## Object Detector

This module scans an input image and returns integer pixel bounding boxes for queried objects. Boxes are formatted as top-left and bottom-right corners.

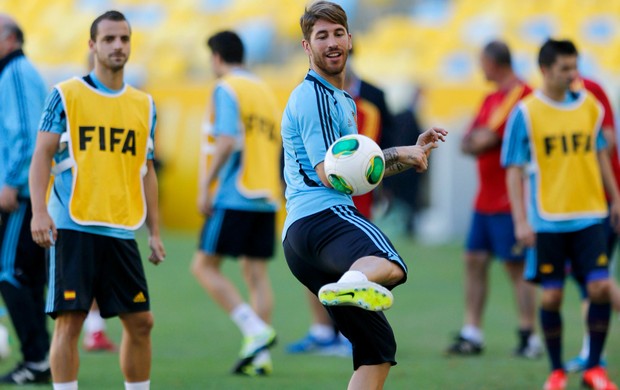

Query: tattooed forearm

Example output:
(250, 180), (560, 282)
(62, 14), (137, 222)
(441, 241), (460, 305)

(383, 147), (410, 177)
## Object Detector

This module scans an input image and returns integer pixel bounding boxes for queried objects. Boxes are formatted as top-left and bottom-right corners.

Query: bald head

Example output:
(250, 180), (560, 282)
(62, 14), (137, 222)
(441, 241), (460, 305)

(0, 14), (24, 59)
(480, 40), (514, 83)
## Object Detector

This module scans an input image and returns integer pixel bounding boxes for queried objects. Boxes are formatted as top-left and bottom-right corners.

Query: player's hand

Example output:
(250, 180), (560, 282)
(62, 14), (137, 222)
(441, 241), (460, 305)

(395, 144), (433, 173)
(416, 127), (448, 156)
(148, 235), (166, 265)
(31, 211), (57, 248)
(197, 192), (213, 217)
(0, 186), (19, 212)
(514, 220), (535, 248)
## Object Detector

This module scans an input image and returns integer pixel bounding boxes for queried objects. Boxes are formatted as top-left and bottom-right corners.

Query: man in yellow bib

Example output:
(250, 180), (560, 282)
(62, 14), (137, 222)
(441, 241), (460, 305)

(502, 39), (620, 390)
(191, 30), (281, 376)
(28, 11), (165, 390)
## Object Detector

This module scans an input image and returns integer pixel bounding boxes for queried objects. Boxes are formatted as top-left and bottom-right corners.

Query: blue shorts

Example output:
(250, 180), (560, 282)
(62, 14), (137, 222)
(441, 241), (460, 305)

(465, 212), (524, 261)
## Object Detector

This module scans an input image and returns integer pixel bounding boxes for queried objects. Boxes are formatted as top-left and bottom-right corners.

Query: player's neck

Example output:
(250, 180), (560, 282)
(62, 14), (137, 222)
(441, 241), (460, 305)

(541, 84), (567, 102)
(312, 66), (345, 90)
(218, 63), (244, 78)
(495, 70), (518, 91)
(94, 66), (124, 90)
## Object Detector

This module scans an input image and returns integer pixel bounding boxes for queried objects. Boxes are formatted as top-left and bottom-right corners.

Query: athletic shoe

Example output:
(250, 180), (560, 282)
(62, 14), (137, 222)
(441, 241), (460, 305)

(239, 326), (277, 358)
(0, 362), (51, 385)
(543, 369), (567, 390)
(231, 326), (277, 374)
(235, 358), (273, 377)
(566, 355), (607, 373)
(286, 333), (352, 357)
(582, 366), (618, 390)
(83, 330), (118, 352)
(513, 334), (543, 359)
(445, 335), (483, 356)
(318, 281), (393, 311)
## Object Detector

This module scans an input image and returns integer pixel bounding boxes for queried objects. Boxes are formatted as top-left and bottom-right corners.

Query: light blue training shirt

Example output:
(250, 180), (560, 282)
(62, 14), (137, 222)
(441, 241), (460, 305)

(281, 69), (358, 239)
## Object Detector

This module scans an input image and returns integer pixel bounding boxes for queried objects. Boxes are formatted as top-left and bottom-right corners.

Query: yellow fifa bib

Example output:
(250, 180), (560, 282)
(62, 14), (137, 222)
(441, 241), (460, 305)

(215, 74), (282, 201)
(523, 91), (606, 220)
(56, 78), (152, 229)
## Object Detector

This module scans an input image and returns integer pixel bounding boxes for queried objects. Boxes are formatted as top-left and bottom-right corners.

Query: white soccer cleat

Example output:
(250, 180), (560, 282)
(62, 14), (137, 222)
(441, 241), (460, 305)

(238, 326), (277, 359)
(318, 281), (393, 311)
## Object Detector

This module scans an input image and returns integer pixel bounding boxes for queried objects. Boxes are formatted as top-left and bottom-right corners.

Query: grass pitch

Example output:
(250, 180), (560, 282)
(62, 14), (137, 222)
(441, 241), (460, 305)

(2, 228), (618, 389)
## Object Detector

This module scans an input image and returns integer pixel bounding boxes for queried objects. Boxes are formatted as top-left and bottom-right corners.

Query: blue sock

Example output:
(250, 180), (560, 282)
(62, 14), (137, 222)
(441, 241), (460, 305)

(540, 308), (563, 371)
(586, 302), (611, 369)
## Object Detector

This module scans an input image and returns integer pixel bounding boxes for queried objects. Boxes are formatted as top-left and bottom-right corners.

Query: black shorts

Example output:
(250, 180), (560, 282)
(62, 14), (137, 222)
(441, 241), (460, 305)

(46, 229), (149, 318)
(198, 208), (275, 258)
(531, 224), (609, 289)
(0, 201), (46, 288)
(283, 205), (407, 369)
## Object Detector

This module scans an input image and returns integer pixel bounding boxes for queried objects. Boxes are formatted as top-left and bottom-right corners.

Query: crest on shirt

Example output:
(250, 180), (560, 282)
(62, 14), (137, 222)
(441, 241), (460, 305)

(348, 111), (357, 128)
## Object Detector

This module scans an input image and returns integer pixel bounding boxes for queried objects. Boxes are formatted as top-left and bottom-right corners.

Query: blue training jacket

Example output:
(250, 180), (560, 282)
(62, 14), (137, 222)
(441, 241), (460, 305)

(0, 49), (47, 198)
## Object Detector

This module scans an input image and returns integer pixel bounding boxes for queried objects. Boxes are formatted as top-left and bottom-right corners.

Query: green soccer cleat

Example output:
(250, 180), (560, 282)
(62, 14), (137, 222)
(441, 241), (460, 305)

(318, 281), (394, 311)
(232, 327), (277, 375)
(239, 326), (277, 359)
(236, 358), (273, 377)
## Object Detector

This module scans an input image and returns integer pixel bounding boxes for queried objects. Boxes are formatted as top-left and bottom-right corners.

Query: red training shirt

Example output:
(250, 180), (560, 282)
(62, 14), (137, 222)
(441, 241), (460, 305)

(469, 80), (532, 213)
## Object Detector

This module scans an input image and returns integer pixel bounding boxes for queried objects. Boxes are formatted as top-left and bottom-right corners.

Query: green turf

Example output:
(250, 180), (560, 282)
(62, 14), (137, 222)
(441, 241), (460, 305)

(1, 228), (618, 389)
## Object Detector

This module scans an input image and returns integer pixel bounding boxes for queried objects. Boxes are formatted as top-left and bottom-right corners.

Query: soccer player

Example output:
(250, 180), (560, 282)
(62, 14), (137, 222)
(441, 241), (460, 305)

(562, 75), (620, 371)
(191, 30), (280, 376)
(0, 13), (51, 385)
(282, 2), (446, 388)
(29, 11), (165, 390)
(80, 51), (117, 354)
(286, 50), (393, 357)
(446, 40), (541, 358)
(502, 39), (619, 390)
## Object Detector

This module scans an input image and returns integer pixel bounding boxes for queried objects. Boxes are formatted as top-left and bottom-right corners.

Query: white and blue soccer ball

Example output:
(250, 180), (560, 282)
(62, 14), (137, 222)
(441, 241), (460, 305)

(324, 134), (385, 196)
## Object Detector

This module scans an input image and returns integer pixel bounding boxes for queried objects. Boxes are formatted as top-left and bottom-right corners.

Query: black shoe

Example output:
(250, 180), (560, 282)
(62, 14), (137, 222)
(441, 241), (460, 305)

(0, 362), (51, 384)
(513, 335), (543, 359)
(445, 335), (483, 356)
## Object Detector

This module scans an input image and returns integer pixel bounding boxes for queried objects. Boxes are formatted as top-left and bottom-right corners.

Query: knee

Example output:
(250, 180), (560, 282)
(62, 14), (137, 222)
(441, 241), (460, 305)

(587, 280), (610, 303)
(135, 313), (154, 337)
(190, 253), (212, 277)
(125, 313), (154, 339)
(541, 289), (563, 311)
(241, 262), (267, 287)
(464, 253), (488, 272)
(388, 264), (405, 285)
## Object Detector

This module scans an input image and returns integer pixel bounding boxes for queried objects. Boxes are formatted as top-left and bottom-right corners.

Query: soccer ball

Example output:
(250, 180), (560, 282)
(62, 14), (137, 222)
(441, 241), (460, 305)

(324, 134), (385, 196)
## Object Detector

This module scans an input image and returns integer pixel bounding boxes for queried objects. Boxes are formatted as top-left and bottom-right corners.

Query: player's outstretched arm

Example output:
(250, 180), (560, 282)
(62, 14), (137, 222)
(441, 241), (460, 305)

(144, 159), (165, 265)
(29, 131), (60, 248)
(383, 127), (448, 177)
